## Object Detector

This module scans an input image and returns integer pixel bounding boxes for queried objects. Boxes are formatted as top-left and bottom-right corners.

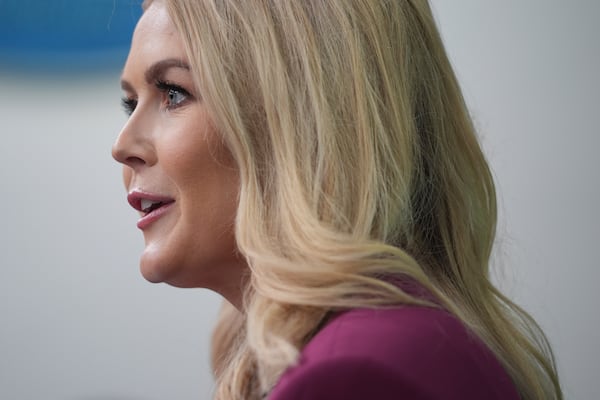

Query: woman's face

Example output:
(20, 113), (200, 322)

(112, 1), (244, 300)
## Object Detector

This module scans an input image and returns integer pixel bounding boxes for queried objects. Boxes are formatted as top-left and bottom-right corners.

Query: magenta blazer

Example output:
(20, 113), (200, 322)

(269, 306), (519, 399)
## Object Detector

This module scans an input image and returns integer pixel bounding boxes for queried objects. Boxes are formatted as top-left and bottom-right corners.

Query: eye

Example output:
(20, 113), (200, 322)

(155, 80), (192, 110)
(166, 88), (187, 108)
(121, 97), (137, 116)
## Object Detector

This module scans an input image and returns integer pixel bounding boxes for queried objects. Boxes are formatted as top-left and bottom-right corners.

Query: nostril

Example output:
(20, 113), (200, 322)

(125, 155), (146, 167)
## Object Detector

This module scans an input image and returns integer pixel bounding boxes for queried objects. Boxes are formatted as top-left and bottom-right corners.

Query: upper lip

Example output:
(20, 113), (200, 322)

(127, 190), (175, 213)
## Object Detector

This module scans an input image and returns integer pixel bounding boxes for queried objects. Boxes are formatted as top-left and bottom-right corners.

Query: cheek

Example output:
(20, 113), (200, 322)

(164, 127), (240, 233)
(160, 111), (240, 222)
(163, 117), (236, 189)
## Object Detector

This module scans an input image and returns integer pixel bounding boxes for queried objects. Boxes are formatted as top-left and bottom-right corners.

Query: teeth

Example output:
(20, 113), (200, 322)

(141, 199), (155, 212)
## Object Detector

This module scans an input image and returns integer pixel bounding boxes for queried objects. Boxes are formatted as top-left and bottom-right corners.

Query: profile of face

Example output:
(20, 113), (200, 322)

(112, 1), (243, 298)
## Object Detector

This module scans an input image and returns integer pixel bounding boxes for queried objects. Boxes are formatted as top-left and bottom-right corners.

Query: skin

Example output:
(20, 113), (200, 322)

(112, 1), (246, 308)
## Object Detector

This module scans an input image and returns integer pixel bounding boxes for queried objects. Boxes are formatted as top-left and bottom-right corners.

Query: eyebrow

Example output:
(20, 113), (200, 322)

(120, 58), (191, 92)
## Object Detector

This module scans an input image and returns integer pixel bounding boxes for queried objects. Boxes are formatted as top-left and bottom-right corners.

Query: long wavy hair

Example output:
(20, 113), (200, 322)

(144, 1), (562, 399)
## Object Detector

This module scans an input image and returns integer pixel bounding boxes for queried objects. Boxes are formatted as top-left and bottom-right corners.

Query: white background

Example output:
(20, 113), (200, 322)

(0, 1), (597, 399)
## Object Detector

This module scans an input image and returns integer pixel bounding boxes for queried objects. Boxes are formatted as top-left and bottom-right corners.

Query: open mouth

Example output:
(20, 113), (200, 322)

(127, 191), (175, 216)
(127, 191), (175, 229)
(140, 198), (171, 215)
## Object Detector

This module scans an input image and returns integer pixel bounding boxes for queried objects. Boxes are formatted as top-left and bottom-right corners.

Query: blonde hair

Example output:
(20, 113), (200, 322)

(146, 0), (562, 398)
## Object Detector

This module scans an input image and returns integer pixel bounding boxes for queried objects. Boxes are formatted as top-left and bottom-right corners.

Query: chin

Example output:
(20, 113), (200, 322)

(139, 250), (176, 284)
(140, 263), (168, 284)
(139, 257), (201, 288)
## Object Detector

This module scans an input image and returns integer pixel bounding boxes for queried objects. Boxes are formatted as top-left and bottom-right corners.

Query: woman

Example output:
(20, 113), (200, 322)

(113, 1), (563, 399)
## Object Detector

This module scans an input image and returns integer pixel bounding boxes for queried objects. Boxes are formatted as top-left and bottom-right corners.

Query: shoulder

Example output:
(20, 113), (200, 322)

(268, 306), (519, 400)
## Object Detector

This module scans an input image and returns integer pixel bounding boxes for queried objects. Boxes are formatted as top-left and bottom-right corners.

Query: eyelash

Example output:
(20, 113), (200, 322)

(121, 97), (137, 116)
(121, 80), (192, 116)
(156, 80), (192, 110)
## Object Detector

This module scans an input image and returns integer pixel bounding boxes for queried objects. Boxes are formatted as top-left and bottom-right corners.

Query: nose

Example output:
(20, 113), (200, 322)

(112, 114), (156, 170)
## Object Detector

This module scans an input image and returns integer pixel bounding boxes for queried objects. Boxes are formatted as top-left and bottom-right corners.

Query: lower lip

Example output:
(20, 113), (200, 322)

(137, 202), (175, 230)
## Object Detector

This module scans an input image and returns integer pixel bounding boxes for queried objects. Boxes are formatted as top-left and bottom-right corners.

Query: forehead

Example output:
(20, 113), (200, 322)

(122, 2), (187, 77)
(135, 1), (175, 39)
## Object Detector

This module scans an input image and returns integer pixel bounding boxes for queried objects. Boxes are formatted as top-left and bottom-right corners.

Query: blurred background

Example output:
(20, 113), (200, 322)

(0, 1), (597, 399)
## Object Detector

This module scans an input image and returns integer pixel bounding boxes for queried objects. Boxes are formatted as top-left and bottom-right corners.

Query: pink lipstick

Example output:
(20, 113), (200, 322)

(127, 190), (175, 229)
